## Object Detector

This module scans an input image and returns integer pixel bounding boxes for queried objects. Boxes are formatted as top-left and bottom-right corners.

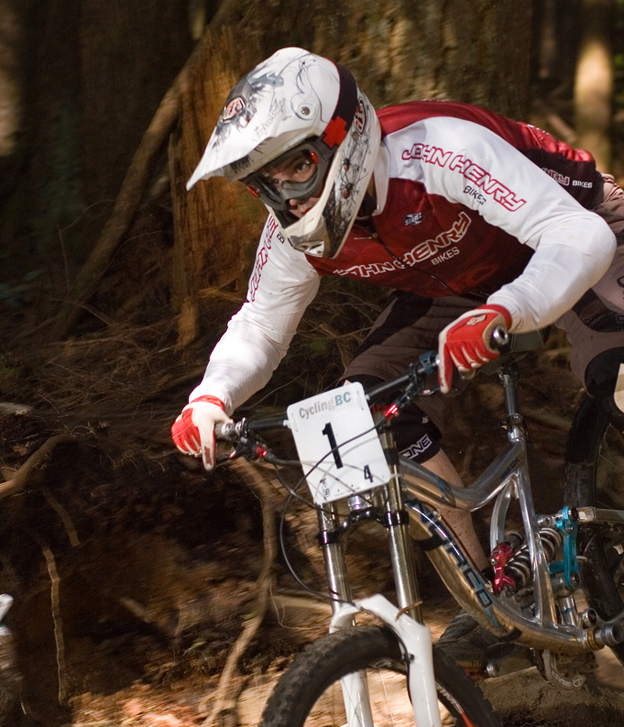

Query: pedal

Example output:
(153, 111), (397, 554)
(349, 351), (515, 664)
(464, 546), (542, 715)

(536, 649), (596, 689)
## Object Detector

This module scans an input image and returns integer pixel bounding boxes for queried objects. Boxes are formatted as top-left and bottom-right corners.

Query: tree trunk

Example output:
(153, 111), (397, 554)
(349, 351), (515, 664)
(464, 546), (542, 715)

(79, 0), (194, 209)
(2, 0), (194, 288)
(24, 0), (83, 260)
(169, 25), (266, 346)
(574, 0), (613, 171)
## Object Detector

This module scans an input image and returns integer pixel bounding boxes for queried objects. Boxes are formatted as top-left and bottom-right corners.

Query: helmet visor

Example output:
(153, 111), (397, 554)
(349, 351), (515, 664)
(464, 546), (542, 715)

(242, 143), (331, 212)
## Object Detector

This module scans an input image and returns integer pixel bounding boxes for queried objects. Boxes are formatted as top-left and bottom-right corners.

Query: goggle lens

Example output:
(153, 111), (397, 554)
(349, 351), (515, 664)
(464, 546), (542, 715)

(243, 144), (330, 212)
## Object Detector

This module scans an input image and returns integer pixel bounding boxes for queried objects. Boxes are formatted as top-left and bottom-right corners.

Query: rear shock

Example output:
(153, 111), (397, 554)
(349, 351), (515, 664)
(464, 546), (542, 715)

(506, 527), (562, 590)
(491, 528), (562, 594)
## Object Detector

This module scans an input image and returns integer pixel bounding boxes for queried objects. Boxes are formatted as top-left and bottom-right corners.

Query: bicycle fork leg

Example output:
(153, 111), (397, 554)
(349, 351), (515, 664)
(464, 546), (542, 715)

(319, 505), (375, 727)
(340, 672), (375, 727)
(318, 503), (352, 608)
(379, 426), (423, 623)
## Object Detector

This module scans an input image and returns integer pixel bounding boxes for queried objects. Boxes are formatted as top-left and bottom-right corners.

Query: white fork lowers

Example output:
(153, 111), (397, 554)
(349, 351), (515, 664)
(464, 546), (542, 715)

(331, 595), (443, 727)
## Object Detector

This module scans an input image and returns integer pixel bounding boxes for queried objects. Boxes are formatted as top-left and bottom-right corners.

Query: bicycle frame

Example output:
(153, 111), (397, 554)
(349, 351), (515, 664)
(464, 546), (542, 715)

(309, 360), (624, 725)
(217, 350), (624, 723)
(399, 365), (623, 653)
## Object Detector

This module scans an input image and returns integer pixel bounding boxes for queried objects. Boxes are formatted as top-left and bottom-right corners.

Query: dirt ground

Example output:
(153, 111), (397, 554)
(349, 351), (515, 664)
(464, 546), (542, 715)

(2, 454), (624, 727)
(55, 584), (624, 727)
(1, 280), (624, 725)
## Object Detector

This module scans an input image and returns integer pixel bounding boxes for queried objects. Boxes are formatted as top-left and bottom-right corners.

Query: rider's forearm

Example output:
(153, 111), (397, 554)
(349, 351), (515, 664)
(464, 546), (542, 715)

(190, 217), (321, 413)
(189, 312), (293, 414)
(487, 224), (616, 332)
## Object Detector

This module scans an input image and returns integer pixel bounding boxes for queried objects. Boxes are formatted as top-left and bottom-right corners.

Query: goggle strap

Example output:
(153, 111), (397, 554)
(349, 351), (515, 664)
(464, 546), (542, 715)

(320, 64), (358, 150)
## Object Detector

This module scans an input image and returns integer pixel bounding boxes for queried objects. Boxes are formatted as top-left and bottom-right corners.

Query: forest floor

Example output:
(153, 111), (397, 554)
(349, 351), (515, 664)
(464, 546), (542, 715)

(1, 275), (624, 726)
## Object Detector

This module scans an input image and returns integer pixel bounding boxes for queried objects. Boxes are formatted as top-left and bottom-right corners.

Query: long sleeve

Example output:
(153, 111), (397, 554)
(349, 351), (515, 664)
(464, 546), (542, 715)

(189, 217), (320, 413)
(385, 116), (616, 331)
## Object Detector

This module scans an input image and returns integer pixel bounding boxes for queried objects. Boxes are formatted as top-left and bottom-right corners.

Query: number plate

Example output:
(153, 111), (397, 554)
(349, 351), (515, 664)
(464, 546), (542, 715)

(287, 382), (391, 504)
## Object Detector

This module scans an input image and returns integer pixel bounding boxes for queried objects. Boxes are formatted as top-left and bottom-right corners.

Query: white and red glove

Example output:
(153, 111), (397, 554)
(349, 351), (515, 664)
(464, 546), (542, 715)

(171, 395), (232, 470)
(437, 305), (512, 394)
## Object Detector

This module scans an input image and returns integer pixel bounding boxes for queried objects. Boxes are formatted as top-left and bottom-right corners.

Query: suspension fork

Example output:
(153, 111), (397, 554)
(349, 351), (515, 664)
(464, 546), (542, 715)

(317, 428), (432, 727)
(379, 424), (423, 622)
(318, 425), (422, 622)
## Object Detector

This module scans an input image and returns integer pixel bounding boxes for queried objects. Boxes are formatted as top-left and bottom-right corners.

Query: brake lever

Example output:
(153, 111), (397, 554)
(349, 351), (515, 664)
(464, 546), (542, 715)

(217, 420), (271, 463)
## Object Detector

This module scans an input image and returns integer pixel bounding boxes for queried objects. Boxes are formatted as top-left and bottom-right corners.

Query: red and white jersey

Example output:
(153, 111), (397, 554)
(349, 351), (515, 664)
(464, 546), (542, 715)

(191, 101), (616, 411)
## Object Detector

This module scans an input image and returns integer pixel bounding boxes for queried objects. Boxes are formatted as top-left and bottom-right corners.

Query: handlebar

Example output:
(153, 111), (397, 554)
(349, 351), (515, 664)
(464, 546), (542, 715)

(214, 349), (441, 456)
(214, 326), (510, 455)
(363, 325), (508, 402)
(215, 416), (290, 440)
(215, 421), (243, 441)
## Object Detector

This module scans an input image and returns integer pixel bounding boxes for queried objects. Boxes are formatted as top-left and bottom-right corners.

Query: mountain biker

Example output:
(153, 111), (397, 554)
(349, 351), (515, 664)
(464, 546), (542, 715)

(171, 47), (624, 669)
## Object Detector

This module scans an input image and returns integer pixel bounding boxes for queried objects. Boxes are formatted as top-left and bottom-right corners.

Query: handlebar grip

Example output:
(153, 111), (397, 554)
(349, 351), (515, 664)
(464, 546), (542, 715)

(491, 326), (509, 349)
(215, 421), (241, 441)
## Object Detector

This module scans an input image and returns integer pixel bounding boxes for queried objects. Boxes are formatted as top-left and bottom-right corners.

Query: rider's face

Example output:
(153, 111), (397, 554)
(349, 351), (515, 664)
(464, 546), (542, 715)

(259, 151), (321, 218)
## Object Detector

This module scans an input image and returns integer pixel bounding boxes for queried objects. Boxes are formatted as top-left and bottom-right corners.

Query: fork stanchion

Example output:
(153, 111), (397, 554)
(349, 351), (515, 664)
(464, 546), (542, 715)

(379, 425), (423, 623)
(317, 503), (354, 614)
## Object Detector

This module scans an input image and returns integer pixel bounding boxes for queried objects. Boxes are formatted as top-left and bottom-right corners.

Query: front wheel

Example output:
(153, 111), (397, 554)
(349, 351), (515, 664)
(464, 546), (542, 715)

(564, 395), (624, 663)
(260, 625), (501, 727)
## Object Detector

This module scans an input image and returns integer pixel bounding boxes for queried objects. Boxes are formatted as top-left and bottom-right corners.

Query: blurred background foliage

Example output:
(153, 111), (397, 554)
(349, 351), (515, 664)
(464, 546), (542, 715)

(0, 0), (620, 370)
(0, 1), (618, 277)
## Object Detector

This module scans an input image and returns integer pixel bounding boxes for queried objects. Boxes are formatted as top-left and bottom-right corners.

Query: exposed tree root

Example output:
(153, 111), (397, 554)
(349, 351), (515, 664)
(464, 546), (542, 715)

(0, 433), (76, 497)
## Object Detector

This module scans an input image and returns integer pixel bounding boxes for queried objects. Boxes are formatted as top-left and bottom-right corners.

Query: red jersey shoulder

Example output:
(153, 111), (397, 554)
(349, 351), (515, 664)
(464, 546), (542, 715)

(376, 100), (593, 162)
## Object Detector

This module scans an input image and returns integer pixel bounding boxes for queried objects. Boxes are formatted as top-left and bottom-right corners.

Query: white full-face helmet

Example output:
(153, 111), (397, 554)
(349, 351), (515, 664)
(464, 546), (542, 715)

(187, 47), (381, 258)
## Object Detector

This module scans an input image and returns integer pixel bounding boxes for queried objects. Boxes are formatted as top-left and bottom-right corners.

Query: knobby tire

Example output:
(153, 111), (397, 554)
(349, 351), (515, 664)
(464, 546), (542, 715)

(260, 625), (501, 727)
(564, 395), (624, 663)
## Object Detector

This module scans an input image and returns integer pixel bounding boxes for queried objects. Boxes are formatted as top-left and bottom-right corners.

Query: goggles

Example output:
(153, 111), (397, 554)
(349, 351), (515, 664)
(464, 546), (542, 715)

(242, 142), (332, 212)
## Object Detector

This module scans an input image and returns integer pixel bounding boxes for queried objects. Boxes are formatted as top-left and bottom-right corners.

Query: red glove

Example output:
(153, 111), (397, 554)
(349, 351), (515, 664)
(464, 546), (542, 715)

(438, 305), (512, 394)
(171, 395), (232, 470)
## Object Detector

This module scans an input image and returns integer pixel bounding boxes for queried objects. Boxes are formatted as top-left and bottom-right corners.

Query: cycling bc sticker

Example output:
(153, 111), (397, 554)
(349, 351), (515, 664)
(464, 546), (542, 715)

(287, 383), (391, 504)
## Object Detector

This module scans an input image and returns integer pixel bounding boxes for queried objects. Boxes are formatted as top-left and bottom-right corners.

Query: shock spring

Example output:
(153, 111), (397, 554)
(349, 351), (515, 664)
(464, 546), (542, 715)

(505, 527), (562, 590)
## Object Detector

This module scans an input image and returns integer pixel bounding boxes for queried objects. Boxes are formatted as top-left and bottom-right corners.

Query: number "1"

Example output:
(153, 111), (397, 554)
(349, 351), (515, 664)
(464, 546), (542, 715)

(322, 423), (343, 468)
